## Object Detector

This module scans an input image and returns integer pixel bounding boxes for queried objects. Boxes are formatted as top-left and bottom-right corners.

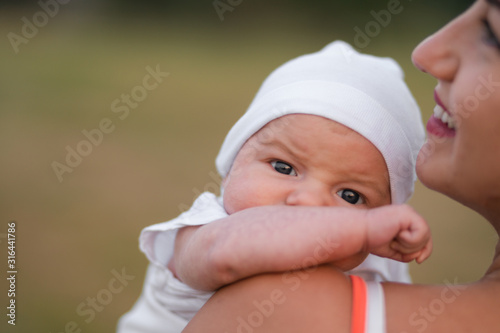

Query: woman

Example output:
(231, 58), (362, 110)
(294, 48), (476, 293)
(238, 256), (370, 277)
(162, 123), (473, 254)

(183, 0), (500, 332)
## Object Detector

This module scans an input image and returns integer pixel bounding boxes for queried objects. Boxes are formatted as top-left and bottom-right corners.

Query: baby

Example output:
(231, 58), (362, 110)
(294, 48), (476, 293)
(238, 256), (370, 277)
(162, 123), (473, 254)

(117, 41), (430, 333)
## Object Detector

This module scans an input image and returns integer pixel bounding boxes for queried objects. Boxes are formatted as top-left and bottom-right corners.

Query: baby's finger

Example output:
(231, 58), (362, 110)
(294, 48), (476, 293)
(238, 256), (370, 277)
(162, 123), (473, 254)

(400, 222), (431, 246)
(390, 236), (422, 254)
(415, 238), (433, 264)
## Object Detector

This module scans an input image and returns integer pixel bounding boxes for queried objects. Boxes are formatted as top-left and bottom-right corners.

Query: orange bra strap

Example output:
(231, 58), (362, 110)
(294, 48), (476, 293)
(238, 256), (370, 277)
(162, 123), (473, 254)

(349, 275), (367, 333)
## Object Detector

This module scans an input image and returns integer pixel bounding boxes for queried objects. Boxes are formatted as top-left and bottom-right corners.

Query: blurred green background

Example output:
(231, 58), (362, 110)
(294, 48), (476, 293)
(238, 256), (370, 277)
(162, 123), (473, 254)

(1, 0), (497, 332)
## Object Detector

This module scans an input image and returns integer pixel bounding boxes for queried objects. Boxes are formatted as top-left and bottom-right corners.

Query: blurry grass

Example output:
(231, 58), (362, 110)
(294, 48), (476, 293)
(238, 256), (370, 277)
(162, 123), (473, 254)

(0, 8), (498, 333)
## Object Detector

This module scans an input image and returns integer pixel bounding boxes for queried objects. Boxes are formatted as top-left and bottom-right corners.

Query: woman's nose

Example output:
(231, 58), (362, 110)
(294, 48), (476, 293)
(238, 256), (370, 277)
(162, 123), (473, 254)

(411, 17), (462, 82)
(285, 182), (335, 207)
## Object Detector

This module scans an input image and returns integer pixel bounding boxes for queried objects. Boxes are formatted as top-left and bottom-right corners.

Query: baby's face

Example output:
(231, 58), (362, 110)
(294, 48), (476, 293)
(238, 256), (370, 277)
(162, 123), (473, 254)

(222, 114), (391, 214)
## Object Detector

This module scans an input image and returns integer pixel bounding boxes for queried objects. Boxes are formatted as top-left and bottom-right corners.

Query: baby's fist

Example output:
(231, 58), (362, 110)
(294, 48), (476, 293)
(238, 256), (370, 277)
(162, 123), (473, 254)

(365, 205), (432, 264)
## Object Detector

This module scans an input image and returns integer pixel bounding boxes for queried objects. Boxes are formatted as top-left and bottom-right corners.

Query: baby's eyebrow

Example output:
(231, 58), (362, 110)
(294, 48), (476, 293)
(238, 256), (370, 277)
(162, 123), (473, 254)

(361, 179), (391, 201)
(258, 137), (304, 160)
(261, 137), (293, 153)
(341, 170), (390, 201)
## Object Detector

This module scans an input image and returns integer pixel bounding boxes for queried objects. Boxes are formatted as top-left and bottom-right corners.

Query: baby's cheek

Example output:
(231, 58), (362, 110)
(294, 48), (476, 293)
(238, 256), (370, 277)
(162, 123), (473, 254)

(222, 193), (238, 215)
(222, 187), (251, 214)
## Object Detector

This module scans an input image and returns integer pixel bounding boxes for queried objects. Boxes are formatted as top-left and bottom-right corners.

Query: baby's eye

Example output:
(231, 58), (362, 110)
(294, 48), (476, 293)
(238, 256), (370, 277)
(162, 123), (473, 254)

(271, 161), (297, 176)
(482, 18), (500, 50)
(336, 189), (364, 205)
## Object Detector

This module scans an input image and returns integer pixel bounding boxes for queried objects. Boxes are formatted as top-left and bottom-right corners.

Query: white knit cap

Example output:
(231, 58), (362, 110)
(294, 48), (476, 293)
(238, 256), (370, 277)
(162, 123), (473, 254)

(215, 41), (425, 204)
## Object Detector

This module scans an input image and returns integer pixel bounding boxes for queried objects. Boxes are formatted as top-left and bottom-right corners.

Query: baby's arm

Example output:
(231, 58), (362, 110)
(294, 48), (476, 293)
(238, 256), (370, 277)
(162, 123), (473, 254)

(171, 204), (431, 291)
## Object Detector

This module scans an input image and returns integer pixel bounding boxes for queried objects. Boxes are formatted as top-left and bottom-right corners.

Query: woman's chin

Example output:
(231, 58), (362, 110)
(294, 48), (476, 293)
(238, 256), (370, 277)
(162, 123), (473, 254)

(416, 146), (450, 193)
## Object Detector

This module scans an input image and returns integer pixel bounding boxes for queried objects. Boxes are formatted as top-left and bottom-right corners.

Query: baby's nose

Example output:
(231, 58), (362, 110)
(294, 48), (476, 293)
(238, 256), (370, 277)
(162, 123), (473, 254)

(285, 182), (335, 207)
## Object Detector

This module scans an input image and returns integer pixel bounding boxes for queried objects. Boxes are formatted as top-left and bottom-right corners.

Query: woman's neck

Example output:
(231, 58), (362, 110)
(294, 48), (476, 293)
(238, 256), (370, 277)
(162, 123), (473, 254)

(475, 204), (500, 278)
(481, 207), (500, 237)
(484, 242), (500, 279)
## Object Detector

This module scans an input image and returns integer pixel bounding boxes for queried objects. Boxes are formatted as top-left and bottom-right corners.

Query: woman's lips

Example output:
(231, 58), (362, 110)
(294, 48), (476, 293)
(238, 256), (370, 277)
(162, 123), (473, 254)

(434, 90), (448, 112)
(427, 91), (456, 138)
(426, 114), (456, 138)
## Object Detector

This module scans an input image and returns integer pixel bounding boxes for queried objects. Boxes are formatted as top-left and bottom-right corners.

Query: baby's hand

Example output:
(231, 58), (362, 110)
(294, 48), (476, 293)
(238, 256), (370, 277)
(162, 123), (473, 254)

(364, 205), (432, 264)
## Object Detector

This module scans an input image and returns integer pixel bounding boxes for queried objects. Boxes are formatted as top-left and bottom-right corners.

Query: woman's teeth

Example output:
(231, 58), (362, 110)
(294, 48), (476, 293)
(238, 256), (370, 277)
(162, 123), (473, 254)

(434, 104), (456, 129)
